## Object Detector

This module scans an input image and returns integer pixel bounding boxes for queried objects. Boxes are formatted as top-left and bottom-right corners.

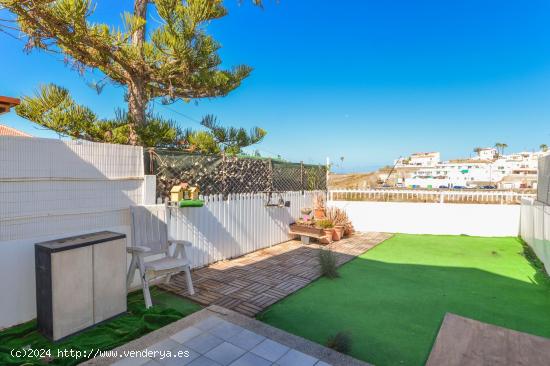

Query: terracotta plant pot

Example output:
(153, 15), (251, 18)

(314, 208), (326, 219)
(343, 225), (354, 237)
(332, 225), (344, 241)
(321, 228), (333, 244)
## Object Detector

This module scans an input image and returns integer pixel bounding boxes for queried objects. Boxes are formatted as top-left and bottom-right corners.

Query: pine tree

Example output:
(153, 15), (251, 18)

(184, 115), (266, 154)
(1, 0), (259, 143)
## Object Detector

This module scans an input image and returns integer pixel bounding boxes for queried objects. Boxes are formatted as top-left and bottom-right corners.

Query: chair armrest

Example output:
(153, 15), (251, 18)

(169, 239), (192, 247)
(126, 246), (151, 253)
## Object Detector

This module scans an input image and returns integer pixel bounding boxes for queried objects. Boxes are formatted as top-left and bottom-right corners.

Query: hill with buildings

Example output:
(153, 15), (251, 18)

(330, 147), (547, 190)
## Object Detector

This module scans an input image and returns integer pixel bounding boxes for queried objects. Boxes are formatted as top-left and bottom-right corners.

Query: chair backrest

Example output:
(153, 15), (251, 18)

(130, 205), (169, 254)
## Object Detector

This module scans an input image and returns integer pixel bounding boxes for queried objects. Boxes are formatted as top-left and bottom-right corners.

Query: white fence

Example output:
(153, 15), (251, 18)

(0, 137), (146, 329)
(166, 191), (318, 269)
(329, 200), (521, 237)
(329, 189), (535, 205)
(520, 198), (550, 272)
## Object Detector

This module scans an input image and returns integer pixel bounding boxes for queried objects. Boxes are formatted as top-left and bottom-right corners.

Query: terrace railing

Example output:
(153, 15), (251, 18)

(329, 188), (536, 205)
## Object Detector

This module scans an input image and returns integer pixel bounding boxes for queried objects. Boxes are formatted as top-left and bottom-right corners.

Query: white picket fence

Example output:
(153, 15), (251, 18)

(520, 198), (550, 273)
(167, 191), (319, 269)
(329, 188), (535, 205)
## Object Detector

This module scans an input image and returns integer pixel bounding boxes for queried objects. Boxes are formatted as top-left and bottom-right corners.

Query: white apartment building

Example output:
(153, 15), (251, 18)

(403, 150), (545, 189)
(394, 152), (440, 167)
(473, 148), (498, 160)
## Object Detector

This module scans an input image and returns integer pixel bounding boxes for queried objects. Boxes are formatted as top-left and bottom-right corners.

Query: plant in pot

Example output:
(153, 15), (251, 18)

(326, 207), (348, 241)
(313, 193), (326, 219)
(316, 218), (334, 244)
(344, 222), (355, 237)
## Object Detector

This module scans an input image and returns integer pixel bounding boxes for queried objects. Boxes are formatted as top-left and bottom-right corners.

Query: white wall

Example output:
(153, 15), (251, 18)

(520, 198), (550, 273)
(0, 137), (145, 329)
(329, 200), (520, 237)
(0, 136), (321, 329)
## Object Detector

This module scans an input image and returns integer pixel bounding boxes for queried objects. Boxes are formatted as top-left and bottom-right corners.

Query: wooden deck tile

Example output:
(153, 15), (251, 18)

(160, 232), (392, 316)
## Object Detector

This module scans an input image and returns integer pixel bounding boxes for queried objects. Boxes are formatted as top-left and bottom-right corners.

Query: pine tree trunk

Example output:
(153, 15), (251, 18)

(127, 0), (148, 144)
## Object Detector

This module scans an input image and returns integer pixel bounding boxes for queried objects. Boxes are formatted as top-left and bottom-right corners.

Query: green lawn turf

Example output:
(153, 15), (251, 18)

(258, 234), (550, 366)
(0, 287), (201, 366)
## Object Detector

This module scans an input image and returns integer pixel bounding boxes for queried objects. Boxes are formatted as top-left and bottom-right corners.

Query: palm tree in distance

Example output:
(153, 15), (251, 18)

(494, 142), (507, 157)
(501, 143), (508, 156)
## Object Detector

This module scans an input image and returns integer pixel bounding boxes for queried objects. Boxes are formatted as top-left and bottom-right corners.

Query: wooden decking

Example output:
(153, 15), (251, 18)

(161, 232), (392, 316)
(426, 313), (550, 366)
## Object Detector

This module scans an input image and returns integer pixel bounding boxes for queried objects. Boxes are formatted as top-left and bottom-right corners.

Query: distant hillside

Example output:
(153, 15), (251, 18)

(328, 173), (379, 189)
(329, 166), (422, 189)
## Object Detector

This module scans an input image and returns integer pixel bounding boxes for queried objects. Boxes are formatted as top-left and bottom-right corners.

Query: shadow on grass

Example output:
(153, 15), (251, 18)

(0, 287), (201, 366)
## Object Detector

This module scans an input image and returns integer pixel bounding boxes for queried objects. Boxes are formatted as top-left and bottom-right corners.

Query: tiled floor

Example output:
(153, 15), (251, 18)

(162, 232), (392, 316)
(112, 315), (332, 366)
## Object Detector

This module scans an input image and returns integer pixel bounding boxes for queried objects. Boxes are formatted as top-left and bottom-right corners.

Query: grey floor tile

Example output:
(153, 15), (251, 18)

(148, 339), (181, 354)
(170, 326), (204, 344)
(204, 342), (247, 365)
(276, 349), (318, 366)
(209, 321), (246, 341)
(143, 361), (162, 366)
(228, 352), (271, 366)
(111, 357), (152, 366)
(157, 345), (200, 365)
(194, 316), (227, 331)
(250, 339), (289, 362)
(228, 329), (266, 350)
(188, 356), (222, 366)
(184, 332), (225, 354)
(314, 361), (333, 366)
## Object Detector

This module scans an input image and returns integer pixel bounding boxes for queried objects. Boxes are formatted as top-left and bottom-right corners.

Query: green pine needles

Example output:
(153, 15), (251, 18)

(1, 0), (266, 152)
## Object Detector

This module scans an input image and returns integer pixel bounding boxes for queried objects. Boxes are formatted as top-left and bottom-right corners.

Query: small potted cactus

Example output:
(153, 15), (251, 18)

(325, 207), (349, 241)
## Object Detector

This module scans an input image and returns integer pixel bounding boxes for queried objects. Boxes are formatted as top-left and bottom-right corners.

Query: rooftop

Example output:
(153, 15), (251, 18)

(0, 124), (31, 137)
(0, 96), (20, 114)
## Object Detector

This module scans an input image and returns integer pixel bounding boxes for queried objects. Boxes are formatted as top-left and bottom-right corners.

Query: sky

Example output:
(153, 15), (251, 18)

(1, 0), (550, 172)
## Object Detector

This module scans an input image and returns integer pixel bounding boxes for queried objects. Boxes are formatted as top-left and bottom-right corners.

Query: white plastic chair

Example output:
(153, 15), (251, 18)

(127, 204), (195, 308)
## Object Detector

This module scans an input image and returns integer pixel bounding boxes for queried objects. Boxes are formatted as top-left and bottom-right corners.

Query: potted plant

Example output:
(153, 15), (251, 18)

(325, 207), (349, 241)
(316, 218), (334, 244)
(343, 222), (354, 237)
(313, 193), (326, 219)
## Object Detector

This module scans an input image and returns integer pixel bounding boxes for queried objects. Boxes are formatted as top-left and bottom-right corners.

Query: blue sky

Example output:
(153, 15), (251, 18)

(1, 0), (550, 172)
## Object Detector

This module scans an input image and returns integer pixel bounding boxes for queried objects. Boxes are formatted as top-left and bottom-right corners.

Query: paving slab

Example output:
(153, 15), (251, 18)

(426, 313), (550, 366)
(82, 306), (371, 366)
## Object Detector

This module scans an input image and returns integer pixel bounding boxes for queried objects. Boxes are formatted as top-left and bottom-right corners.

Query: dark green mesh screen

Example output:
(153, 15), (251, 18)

(145, 150), (326, 198)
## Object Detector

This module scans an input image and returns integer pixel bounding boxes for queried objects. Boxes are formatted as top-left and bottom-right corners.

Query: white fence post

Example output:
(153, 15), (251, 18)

(143, 175), (157, 205)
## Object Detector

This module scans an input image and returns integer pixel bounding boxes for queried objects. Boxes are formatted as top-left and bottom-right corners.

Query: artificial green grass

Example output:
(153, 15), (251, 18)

(0, 287), (201, 366)
(258, 234), (550, 366)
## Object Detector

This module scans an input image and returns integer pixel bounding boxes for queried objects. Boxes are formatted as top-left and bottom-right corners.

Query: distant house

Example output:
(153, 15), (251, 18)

(0, 95), (31, 137)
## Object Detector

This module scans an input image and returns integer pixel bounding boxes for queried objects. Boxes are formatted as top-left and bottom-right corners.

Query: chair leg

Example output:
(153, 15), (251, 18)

(184, 266), (195, 295)
(126, 255), (137, 290)
(142, 273), (153, 309)
(137, 256), (153, 309)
